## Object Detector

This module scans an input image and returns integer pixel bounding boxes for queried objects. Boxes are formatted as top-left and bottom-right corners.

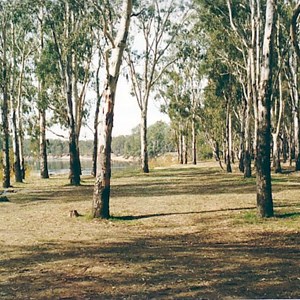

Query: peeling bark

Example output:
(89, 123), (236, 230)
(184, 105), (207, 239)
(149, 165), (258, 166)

(92, 0), (132, 219)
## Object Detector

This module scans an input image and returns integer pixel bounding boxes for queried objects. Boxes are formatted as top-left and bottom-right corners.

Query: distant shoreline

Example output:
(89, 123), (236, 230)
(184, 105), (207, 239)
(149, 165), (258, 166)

(27, 154), (138, 163)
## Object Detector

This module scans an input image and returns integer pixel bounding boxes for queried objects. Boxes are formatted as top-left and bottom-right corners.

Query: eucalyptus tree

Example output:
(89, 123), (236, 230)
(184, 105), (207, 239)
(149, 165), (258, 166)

(0, 1), (10, 188)
(159, 69), (191, 164)
(92, 0), (132, 219)
(289, 1), (300, 170)
(126, 0), (190, 173)
(36, 2), (49, 179)
(195, 0), (253, 176)
(1, 0), (37, 184)
(196, 0), (277, 216)
(255, 0), (277, 217)
(45, 0), (94, 185)
(157, 20), (205, 165)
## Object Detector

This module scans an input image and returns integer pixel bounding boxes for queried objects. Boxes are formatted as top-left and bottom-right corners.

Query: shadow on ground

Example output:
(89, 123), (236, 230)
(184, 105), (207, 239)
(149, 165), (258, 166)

(6, 167), (300, 203)
(0, 230), (299, 299)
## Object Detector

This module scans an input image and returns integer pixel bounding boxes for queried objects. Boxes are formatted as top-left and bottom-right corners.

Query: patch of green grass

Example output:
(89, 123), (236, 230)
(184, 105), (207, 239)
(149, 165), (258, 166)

(242, 211), (261, 224)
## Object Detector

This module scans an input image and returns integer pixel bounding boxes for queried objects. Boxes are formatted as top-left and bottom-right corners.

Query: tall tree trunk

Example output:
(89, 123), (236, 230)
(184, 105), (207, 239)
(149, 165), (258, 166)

(11, 109), (22, 183)
(65, 2), (80, 186)
(178, 129), (183, 164)
(282, 124), (288, 164)
(290, 52), (300, 170)
(1, 19), (10, 188)
(272, 133), (281, 173)
(192, 116), (197, 165)
(140, 111), (149, 173)
(238, 111), (245, 172)
(244, 49), (253, 178)
(69, 130), (80, 186)
(67, 74), (80, 185)
(17, 81), (25, 180)
(272, 30), (283, 174)
(238, 118), (245, 173)
(225, 97), (232, 173)
(91, 54), (102, 177)
(9, 22), (22, 183)
(256, 0), (276, 218)
(182, 135), (188, 164)
(66, 59), (80, 185)
(38, 8), (49, 179)
(92, 0), (132, 219)
(39, 109), (49, 178)
(92, 78), (114, 219)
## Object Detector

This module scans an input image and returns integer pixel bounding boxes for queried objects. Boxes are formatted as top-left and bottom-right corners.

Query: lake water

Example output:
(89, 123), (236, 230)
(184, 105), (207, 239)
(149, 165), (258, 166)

(27, 157), (139, 176)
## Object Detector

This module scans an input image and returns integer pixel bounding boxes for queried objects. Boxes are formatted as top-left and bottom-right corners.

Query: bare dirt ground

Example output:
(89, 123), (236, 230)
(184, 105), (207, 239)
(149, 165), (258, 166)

(0, 161), (299, 299)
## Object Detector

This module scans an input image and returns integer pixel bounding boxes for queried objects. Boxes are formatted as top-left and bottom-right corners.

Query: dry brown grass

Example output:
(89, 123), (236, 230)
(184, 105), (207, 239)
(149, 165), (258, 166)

(0, 161), (299, 299)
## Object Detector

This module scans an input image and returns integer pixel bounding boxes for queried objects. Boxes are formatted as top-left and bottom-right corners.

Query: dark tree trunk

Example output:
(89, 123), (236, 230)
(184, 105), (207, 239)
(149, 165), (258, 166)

(39, 109), (49, 178)
(140, 111), (149, 173)
(225, 97), (232, 173)
(69, 129), (81, 186)
(192, 116), (197, 165)
(38, 10), (49, 179)
(256, 0), (276, 218)
(272, 133), (282, 173)
(178, 131), (183, 164)
(282, 126), (288, 163)
(11, 110), (22, 183)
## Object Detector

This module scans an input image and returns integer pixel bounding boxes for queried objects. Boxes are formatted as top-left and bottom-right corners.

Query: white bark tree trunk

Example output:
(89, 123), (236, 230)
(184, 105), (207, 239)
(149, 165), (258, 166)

(92, 0), (132, 219)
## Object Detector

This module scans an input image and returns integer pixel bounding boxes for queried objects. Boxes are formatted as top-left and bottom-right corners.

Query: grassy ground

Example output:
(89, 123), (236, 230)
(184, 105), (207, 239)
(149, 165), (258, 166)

(0, 161), (299, 299)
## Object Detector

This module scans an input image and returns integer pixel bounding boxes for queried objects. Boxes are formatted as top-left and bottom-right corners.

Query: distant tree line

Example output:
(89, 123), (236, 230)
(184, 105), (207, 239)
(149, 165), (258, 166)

(11, 121), (176, 159)
(112, 121), (176, 159)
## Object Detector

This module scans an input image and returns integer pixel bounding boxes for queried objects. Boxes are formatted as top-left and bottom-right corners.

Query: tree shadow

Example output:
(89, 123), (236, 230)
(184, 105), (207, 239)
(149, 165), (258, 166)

(0, 230), (299, 299)
(111, 206), (257, 221)
(276, 212), (300, 219)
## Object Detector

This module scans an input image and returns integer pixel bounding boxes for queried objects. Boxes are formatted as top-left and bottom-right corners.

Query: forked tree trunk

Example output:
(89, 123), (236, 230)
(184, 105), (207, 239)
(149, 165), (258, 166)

(256, 0), (276, 218)
(92, 0), (132, 219)
(140, 111), (149, 173)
